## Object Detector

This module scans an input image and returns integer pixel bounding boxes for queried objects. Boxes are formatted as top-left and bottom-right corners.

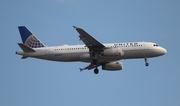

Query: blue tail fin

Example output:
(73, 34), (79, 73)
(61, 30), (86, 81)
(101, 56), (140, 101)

(18, 26), (45, 48)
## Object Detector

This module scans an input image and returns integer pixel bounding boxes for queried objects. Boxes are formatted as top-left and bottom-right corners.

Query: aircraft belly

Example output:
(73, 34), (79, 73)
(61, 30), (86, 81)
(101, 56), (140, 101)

(122, 50), (145, 59)
(58, 53), (81, 61)
(98, 57), (121, 62)
(49, 53), (84, 62)
(80, 55), (122, 63)
(122, 49), (161, 59)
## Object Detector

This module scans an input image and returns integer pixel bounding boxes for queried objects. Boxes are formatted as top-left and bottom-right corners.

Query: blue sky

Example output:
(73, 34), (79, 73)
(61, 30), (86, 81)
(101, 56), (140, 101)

(0, 0), (180, 106)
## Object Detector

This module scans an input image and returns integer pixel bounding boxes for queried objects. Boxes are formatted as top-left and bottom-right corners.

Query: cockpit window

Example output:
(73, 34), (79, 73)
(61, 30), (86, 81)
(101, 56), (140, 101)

(153, 44), (159, 46)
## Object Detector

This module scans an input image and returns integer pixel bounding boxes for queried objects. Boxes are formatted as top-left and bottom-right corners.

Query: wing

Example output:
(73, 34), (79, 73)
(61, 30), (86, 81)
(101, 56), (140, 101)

(73, 26), (105, 50)
(74, 26), (106, 71)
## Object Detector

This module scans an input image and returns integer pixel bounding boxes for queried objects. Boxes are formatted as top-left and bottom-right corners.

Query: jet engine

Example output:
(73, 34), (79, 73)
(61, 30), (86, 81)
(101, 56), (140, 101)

(102, 61), (123, 71)
(101, 48), (124, 56)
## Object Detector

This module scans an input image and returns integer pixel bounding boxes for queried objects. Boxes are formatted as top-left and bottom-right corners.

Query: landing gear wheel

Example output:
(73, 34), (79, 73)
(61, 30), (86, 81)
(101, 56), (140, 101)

(145, 62), (149, 66)
(144, 57), (149, 66)
(94, 68), (99, 74)
(93, 59), (97, 65)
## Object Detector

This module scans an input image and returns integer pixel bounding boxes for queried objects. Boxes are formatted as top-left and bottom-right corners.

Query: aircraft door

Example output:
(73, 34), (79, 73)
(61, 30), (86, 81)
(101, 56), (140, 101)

(143, 43), (149, 49)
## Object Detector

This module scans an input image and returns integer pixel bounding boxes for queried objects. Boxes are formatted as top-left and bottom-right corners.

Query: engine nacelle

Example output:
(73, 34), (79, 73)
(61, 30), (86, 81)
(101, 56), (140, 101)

(101, 48), (124, 56)
(102, 61), (123, 71)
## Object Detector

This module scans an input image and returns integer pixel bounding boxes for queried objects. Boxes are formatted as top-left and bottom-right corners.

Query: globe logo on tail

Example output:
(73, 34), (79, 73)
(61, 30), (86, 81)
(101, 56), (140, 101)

(25, 35), (45, 48)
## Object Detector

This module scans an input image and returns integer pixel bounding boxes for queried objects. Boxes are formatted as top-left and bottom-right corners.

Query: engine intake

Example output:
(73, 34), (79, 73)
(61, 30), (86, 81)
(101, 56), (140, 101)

(102, 61), (123, 71)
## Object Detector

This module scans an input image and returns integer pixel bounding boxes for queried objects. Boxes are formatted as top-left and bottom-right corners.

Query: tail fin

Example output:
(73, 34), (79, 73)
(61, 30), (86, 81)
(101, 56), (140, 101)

(18, 26), (45, 48)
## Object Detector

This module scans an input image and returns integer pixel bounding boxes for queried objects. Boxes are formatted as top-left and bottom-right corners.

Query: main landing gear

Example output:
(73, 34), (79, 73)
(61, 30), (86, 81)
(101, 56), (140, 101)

(94, 67), (99, 74)
(145, 57), (149, 66)
(93, 58), (99, 74)
(92, 52), (100, 74)
(93, 59), (97, 65)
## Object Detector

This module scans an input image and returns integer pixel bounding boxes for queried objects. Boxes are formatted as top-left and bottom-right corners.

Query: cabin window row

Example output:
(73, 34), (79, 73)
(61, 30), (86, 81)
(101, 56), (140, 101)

(112, 45), (143, 47)
(55, 47), (87, 51)
(153, 44), (159, 46)
(54, 45), (144, 51)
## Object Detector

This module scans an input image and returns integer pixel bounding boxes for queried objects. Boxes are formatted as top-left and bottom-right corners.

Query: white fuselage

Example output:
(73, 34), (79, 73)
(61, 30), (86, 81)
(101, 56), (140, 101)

(16, 42), (167, 63)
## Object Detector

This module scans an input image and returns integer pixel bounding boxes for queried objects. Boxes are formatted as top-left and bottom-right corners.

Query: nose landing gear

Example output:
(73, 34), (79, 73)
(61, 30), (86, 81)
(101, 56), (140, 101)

(145, 57), (149, 66)
(145, 62), (149, 66)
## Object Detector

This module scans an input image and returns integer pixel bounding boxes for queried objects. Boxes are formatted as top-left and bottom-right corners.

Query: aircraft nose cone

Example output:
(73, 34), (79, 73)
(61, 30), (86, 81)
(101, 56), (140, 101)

(161, 48), (167, 55)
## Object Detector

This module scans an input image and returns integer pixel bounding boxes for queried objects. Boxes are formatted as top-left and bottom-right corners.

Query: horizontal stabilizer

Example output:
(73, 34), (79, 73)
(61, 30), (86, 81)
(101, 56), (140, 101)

(18, 43), (36, 52)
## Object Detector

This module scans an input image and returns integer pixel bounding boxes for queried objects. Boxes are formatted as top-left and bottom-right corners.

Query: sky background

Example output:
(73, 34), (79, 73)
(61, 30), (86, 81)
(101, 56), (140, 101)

(0, 0), (180, 106)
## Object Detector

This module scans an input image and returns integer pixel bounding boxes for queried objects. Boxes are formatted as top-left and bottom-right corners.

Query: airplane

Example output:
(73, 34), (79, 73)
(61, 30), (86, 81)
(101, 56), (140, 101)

(16, 26), (167, 74)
